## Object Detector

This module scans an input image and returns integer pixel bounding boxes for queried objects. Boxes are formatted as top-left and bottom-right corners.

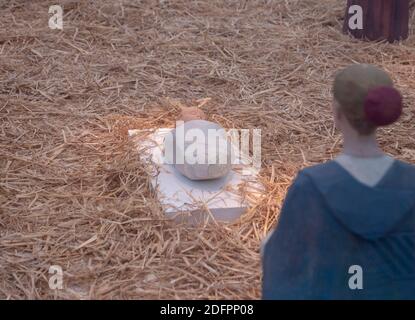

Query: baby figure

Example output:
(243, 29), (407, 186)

(164, 106), (232, 181)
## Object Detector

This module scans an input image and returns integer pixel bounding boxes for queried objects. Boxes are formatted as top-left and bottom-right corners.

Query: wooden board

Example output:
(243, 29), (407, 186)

(128, 128), (264, 225)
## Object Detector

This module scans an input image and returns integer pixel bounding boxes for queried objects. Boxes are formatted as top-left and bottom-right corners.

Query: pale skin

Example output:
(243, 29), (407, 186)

(179, 106), (207, 122)
(333, 100), (385, 158)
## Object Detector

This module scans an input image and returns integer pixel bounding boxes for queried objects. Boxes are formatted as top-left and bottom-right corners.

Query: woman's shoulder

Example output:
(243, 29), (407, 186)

(391, 158), (415, 172)
(383, 159), (415, 188)
(286, 161), (342, 197)
(298, 160), (345, 183)
(299, 158), (415, 190)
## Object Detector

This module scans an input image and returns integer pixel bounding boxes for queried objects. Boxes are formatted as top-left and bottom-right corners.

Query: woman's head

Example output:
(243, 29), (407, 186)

(333, 64), (403, 135)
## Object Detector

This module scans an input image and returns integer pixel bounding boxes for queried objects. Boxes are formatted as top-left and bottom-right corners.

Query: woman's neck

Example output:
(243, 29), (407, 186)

(341, 132), (384, 158)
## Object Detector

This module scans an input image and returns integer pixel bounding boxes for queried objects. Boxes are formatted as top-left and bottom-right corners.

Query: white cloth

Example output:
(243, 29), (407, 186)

(164, 120), (232, 181)
(335, 154), (395, 187)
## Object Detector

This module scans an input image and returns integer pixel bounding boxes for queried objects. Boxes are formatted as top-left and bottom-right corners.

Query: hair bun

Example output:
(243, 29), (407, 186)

(364, 86), (403, 127)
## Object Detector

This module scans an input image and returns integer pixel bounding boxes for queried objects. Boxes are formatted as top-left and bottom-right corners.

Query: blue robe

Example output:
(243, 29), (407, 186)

(262, 159), (415, 300)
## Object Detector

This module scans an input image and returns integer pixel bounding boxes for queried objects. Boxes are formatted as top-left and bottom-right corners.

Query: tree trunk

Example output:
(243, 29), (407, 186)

(343, 0), (410, 43)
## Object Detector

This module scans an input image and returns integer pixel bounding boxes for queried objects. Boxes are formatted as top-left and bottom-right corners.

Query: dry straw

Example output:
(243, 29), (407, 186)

(1, 0), (415, 299)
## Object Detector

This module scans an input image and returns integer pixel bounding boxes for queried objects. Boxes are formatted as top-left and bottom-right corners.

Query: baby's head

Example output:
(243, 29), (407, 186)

(333, 64), (403, 135)
(179, 106), (207, 122)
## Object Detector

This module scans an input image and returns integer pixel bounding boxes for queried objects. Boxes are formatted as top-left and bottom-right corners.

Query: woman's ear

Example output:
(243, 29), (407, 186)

(332, 100), (343, 129)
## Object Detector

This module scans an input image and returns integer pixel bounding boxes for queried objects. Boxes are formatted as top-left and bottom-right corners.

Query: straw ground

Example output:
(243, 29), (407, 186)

(1, 0), (415, 299)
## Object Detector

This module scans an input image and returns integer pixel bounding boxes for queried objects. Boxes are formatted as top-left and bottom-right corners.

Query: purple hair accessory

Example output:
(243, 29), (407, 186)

(364, 86), (403, 126)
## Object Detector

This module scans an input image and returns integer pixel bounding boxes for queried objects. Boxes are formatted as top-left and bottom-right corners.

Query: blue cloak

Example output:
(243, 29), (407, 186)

(262, 159), (415, 300)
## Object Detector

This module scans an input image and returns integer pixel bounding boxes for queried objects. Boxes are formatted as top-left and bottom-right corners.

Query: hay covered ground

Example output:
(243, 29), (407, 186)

(1, 0), (415, 299)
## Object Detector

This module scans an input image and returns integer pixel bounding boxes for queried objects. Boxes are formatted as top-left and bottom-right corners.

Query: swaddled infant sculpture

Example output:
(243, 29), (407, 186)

(164, 107), (232, 181)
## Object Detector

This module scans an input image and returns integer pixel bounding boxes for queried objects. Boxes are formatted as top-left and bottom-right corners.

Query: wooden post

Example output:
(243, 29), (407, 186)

(343, 0), (410, 43)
